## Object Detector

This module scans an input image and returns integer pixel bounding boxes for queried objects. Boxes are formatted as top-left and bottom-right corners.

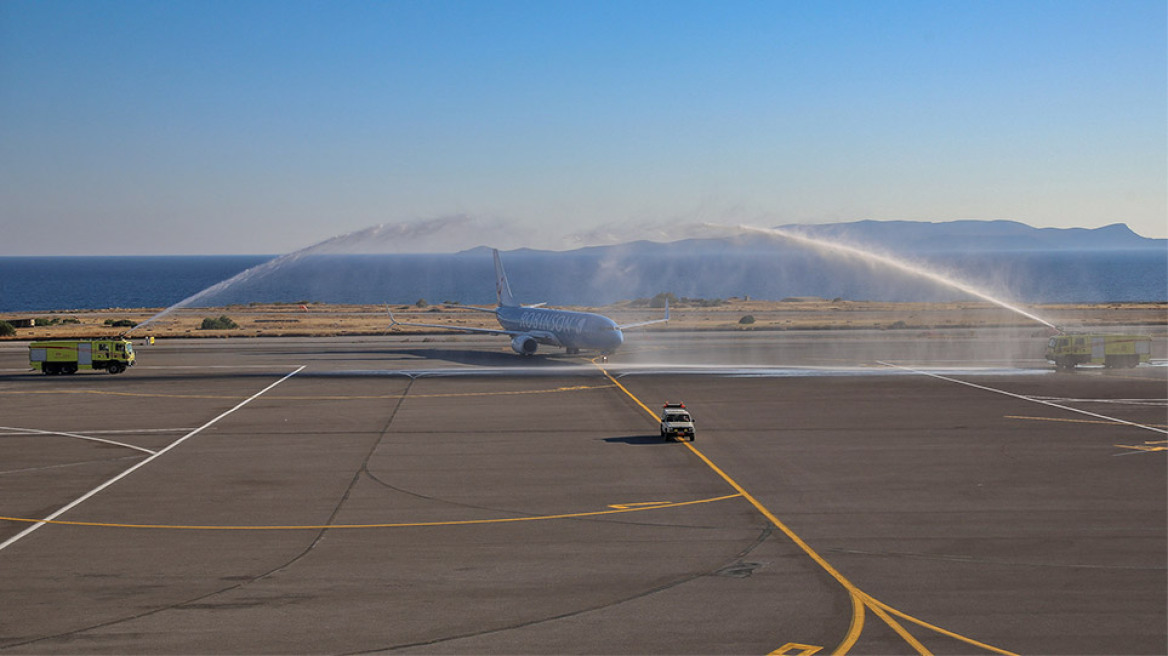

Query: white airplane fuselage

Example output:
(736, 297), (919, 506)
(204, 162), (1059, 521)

(495, 305), (624, 353)
(390, 248), (664, 356)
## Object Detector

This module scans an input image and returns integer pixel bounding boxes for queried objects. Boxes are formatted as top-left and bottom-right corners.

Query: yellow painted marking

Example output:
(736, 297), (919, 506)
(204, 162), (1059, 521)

(865, 595), (1020, 656)
(1114, 444), (1168, 452)
(861, 593), (932, 655)
(770, 643), (823, 655)
(1007, 416), (1168, 453)
(598, 369), (661, 419)
(5, 384), (614, 401)
(0, 494), (741, 531)
(7, 390), (247, 400)
(1006, 415), (1168, 429)
(836, 591), (865, 655)
(608, 502), (673, 509)
(277, 384), (615, 401)
(594, 363), (871, 653)
(592, 360), (1018, 656)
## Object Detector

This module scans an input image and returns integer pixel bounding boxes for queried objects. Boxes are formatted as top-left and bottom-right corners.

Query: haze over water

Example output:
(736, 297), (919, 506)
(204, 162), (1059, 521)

(3, 220), (1163, 318)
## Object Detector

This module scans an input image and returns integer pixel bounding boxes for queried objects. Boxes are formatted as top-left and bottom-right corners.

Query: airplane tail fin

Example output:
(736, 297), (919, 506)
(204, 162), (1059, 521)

(493, 249), (518, 307)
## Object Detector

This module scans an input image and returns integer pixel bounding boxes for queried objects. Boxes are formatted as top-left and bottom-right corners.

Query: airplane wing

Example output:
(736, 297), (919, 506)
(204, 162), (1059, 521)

(617, 299), (670, 330)
(434, 303), (542, 312)
(388, 310), (522, 337)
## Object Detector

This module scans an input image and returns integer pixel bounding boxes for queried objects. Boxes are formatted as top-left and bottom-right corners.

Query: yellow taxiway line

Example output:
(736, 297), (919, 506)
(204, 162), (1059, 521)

(0, 494), (740, 531)
(593, 360), (1018, 656)
(1006, 415), (1168, 429)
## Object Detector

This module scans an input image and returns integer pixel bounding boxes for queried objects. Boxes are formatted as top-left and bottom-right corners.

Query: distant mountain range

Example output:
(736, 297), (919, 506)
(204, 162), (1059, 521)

(4, 221), (1162, 312)
(770, 220), (1165, 253)
(450, 220), (1165, 304)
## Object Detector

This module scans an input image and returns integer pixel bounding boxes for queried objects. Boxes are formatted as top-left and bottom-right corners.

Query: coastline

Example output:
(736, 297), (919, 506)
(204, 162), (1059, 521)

(3, 300), (1165, 341)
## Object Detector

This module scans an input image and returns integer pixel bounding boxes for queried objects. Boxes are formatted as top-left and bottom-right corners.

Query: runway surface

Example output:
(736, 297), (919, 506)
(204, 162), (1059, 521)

(1, 330), (1165, 655)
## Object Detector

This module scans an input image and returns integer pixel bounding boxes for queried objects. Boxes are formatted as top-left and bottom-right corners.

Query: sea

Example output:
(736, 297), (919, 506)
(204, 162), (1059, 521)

(0, 249), (1165, 313)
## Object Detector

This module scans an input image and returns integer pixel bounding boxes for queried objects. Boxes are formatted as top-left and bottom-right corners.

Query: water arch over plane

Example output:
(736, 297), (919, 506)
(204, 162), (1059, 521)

(390, 249), (667, 355)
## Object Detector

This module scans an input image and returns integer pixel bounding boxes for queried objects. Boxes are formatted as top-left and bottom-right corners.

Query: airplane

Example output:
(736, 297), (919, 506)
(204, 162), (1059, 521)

(389, 249), (668, 356)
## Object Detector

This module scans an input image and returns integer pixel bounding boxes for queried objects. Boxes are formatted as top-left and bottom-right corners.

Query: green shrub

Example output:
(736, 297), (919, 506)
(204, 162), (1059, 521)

(199, 315), (239, 330)
(649, 292), (677, 309)
(738, 315), (756, 325)
(104, 319), (137, 328)
(0, 321), (15, 337)
(682, 297), (725, 307)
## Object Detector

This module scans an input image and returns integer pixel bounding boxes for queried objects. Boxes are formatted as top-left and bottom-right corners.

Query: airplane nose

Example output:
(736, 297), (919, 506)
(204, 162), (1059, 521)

(609, 330), (624, 350)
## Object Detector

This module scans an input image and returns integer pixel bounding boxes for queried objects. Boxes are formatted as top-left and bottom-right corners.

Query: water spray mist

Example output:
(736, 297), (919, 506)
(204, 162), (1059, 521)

(721, 224), (1059, 330)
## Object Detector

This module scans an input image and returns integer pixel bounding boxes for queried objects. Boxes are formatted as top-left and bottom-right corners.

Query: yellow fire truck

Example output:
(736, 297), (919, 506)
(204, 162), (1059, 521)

(29, 338), (135, 375)
(1045, 333), (1151, 371)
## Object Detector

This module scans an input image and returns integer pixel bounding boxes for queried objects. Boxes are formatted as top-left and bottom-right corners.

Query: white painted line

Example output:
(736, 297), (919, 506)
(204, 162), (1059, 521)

(877, 362), (1168, 437)
(0, 366), (305, 553)
(0, 426), (157, 455)
(1, 456), (142, 477)
(1027, 397), (1167, 407)
(0, 427), (194, 437)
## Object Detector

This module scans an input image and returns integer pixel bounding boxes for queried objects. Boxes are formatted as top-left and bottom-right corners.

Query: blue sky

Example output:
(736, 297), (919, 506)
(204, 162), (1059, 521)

(2, 0), (1164, 255)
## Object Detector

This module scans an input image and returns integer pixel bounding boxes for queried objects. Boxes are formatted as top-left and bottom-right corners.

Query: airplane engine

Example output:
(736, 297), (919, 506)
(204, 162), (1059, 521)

(510, 335), (538, 355)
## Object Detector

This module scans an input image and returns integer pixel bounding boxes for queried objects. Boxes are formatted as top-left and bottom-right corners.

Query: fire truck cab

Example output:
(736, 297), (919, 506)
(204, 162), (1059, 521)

(29, 338), (135, 375)
(1045, 333), (1150, 371)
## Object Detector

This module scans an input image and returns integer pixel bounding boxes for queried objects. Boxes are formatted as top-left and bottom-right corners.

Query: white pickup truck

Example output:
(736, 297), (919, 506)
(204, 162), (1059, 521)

(659, 402), (695, 441)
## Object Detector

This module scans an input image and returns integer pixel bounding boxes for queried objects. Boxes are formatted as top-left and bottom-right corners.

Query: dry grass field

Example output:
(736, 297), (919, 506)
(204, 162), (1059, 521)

(3, 300), (1165, 341)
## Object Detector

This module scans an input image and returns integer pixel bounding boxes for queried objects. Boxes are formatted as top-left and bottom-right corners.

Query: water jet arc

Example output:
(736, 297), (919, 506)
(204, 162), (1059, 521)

(731, 224), (1057, 330)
